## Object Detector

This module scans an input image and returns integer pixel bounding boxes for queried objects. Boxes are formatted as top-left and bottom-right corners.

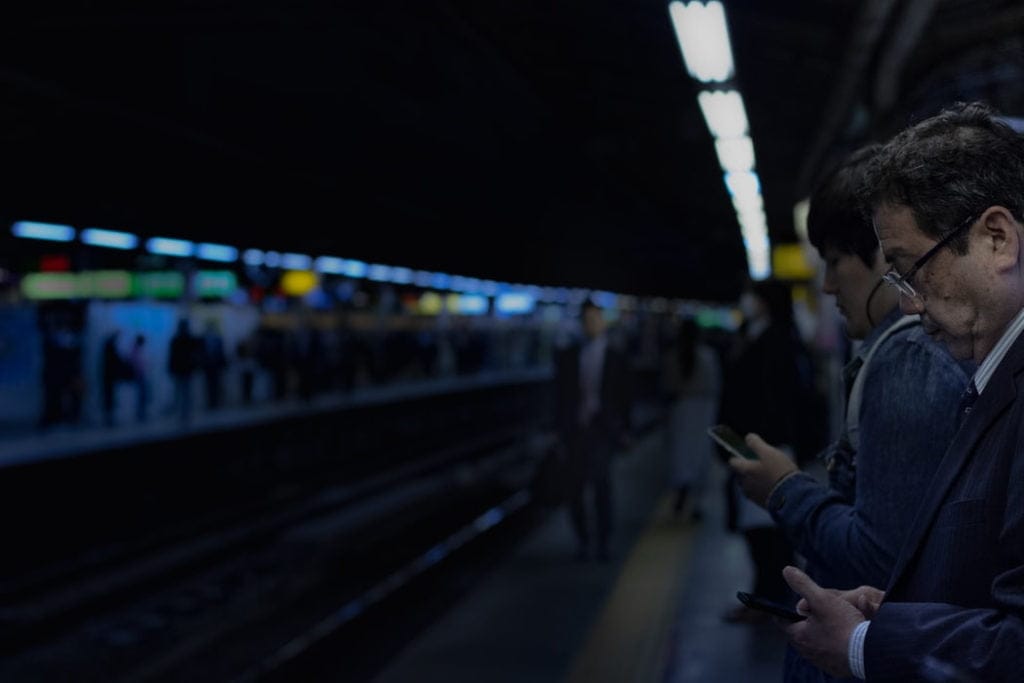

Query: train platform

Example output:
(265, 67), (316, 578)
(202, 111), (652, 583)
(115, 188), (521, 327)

(0, 371), (801, 682)
(0, 368), (553, 469)
(368, 428), (791, 683)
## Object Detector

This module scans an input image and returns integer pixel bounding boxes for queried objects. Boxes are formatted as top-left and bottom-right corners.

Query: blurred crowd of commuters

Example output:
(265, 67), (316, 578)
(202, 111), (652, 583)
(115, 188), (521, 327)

(31, 302), (572, 431)
(31, 285), (732, 437)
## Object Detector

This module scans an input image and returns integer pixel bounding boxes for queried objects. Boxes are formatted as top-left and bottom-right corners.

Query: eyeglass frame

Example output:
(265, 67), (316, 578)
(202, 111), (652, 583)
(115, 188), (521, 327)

(881, 211), (981, 299)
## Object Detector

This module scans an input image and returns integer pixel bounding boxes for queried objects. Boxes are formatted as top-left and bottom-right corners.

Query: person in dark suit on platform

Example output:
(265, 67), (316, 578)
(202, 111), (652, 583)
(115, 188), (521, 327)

(718, 278), (815, 621)
(782, 101), (1024, 681)
(554, 298), (631, 562)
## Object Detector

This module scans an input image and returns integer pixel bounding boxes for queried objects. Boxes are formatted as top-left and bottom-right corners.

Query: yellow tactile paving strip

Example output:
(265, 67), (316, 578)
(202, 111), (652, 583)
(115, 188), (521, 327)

(566, 495), (697, 683)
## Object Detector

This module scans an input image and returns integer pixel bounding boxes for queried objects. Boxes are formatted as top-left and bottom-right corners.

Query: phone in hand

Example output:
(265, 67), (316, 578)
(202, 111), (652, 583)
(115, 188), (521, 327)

(736, 591), (806, 622)
(707, 424), (759, 461)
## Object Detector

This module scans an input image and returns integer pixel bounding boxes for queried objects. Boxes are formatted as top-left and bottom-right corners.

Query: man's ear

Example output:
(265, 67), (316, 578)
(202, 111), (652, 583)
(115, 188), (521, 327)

(982, 206), (1022, 273)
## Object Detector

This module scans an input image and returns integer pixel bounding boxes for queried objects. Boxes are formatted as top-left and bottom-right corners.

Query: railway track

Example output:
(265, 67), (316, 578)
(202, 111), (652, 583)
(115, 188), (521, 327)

(0, 428), (551, 682)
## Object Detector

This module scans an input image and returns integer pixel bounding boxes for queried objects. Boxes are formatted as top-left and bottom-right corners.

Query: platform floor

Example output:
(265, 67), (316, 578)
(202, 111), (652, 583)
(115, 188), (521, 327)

(370, 428), (790, 683)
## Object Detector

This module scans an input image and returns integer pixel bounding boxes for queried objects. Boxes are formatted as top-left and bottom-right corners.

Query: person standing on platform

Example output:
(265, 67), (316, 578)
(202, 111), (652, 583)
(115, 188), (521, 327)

(664, 317), (721, 520)
(200, 318), (227, 410)
(780, 101), (1024, 682)
(129, 333), (149, 422)
(728, 145), (968, 682)
(554, 298), (632, 562)
(100, 329), (128, 427)
(168, 318), (198, 423)
(718, 279), (813, 622)
(236, 334), (257, 405)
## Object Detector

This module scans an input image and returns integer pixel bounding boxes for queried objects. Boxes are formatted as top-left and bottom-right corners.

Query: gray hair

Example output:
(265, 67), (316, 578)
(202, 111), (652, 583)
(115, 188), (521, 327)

(864, 101), (1024, 254)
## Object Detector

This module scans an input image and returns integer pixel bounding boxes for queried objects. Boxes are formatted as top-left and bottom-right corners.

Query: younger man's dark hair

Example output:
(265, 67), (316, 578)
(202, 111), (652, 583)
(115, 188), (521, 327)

(807, 144), (883, 268)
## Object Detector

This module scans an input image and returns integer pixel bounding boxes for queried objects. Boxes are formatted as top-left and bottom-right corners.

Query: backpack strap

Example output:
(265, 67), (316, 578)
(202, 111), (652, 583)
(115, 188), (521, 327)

(845, 315), (920, 450)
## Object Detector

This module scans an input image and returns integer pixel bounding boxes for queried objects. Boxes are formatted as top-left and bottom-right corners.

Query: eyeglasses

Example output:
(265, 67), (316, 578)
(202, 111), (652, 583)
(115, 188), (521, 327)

(882, 212), (979, 300)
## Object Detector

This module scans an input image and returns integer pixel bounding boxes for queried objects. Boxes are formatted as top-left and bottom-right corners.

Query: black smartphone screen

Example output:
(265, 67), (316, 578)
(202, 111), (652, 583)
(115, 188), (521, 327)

(708, 425), (758, 460)
(736, 591), (805, 622)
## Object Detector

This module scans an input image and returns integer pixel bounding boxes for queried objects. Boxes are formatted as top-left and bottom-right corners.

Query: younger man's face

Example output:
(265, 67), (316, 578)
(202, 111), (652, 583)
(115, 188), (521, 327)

(819, 246), (886, 340)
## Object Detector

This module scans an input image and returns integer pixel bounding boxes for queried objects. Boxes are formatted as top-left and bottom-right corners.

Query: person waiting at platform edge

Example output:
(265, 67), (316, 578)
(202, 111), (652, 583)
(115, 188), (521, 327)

(553, 297), (631, 562)
(729, 144), (968, 682)
(779, 101), (1024, 682)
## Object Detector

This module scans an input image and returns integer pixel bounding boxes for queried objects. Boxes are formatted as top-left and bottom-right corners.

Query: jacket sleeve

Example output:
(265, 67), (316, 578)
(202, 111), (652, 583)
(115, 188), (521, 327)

(767, 329), (968, 589)
(862, 384), (1024, 681)
(864, 602), (1024, 681)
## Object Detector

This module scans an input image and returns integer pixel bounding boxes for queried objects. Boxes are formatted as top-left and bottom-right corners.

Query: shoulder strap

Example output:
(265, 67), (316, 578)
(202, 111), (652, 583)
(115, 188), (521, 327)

(845, 315), (920, 450)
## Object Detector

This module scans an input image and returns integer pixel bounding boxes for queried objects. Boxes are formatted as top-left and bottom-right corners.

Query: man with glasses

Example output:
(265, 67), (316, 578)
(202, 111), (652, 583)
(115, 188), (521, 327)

(780, 101), (1024, 681)
(728, 145), (968, 682)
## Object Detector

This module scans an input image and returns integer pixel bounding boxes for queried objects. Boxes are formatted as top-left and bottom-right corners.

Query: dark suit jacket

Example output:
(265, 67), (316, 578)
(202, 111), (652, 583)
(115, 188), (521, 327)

(864, 330), (1024, 681)
(553, 336), (631, 476)
(718, 322), (814, 456)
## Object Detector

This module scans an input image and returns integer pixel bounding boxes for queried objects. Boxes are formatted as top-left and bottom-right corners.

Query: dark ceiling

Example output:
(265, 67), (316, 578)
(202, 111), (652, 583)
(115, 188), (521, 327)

(2, 1), (1023, 301)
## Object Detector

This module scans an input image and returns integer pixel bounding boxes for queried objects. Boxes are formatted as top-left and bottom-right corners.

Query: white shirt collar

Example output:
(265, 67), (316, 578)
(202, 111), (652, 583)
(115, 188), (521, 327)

(974, 306), (1024, 393)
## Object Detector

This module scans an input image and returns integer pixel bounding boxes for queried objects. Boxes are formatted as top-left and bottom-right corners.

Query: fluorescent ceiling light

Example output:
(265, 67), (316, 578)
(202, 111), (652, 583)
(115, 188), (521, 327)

(668, 1), (735, 83)
(714, 136), (755, 172)
(732, 192), (764, 214)
(81, 228), (138, 250)
(749, 252), (771, 280)
(430, 272), (451, 290)
(725, 170), (761, 199)
(146, 237), (194, 257)
(367, 264), (392, 282)
(12, 221), (75, 242)
(738, 209), (767, 229)
(197, 243), (238, 262)
(413, 270), (434, 287)
(342, 260), (367, 278)
(314, 256), (347, 274)
(741, 226), (770, 247)
(697, 90), (749, 139)
(282, 252), (312, 270)
(742, 229), (769, 250)
(391, 267), (414, 284)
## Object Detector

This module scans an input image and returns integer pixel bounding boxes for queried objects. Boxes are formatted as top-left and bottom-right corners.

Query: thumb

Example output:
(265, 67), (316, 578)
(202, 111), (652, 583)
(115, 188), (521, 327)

(728, 455), (757, 474)
(745, 433), (782, 461)
(783, 565), (827, 605)
(745, 432), (768, 450)
(858, 592), (882, 617)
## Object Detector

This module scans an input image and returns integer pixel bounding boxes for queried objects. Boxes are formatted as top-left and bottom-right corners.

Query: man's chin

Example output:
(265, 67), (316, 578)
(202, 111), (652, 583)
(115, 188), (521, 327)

(840, 319), (868, 341)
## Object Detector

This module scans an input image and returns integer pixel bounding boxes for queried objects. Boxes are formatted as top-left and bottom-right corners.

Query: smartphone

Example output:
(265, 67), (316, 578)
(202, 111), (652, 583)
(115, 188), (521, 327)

(736, 591), (806, 622)
(707, 424), (759, 461)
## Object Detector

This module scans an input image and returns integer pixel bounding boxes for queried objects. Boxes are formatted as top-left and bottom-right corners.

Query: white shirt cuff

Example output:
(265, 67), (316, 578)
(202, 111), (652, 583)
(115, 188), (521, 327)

(848, 620), (870, 679)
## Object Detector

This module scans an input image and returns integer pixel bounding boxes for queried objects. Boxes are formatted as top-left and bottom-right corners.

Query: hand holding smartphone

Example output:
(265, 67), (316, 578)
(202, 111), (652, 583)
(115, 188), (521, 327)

(736, 591), (806, 622)
(708, 424), (759, 462)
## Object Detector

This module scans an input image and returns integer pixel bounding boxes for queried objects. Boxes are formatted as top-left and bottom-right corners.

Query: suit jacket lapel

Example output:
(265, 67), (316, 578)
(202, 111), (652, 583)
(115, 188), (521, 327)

(885, 339), (1024, 594)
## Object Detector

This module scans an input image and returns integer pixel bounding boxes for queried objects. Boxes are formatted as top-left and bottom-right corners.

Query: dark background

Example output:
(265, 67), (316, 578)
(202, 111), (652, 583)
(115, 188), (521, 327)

(2, 0), (1023, 300)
